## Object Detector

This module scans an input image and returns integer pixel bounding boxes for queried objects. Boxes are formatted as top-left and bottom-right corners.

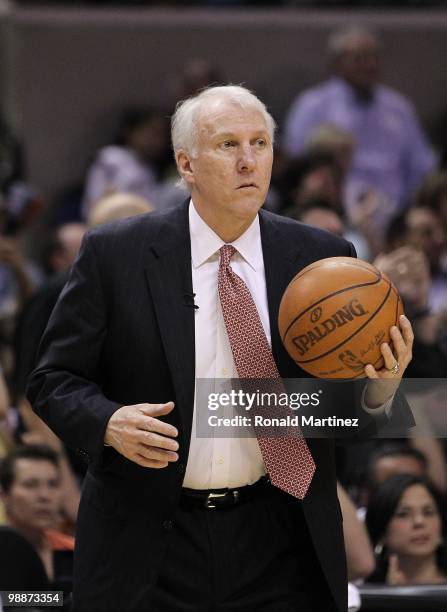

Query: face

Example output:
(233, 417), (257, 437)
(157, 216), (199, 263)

(373, 456), (426, 486)
(301, 208), (344, 237)
(176, 98), (273, 241)
(297, 166), (341, 206)
(53, 223), (86, 272)
(337, 34), (380, 93)
(384, 485), (442, 559)
(129, 116), (168, 161)
(2, 459), (62, 532)
(407, 208), (445, 267)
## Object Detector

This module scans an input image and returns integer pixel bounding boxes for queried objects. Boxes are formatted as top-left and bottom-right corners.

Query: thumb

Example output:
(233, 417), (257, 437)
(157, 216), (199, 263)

(387, 554), (403, 584)
(139, 401), (175, 418)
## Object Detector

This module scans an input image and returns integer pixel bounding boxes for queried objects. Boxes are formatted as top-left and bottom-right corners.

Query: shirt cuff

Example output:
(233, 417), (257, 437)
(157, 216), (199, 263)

(361, 385), (394, 418)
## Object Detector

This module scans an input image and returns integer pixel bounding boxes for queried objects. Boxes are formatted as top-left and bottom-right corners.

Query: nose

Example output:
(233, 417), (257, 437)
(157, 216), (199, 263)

(412, 511), (426, 527)
(237, 145), (256, 173)
(36, 484), (53, 501)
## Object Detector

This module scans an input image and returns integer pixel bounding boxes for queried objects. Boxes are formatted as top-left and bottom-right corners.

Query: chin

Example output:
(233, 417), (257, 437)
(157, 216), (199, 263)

(235, 193), (264, 212)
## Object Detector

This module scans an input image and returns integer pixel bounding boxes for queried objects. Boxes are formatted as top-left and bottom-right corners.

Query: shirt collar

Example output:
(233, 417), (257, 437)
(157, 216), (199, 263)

(189, 200), (262, 271)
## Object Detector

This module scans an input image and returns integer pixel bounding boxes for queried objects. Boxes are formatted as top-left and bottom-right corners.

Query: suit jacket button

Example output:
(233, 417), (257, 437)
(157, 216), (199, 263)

(178, 463), (185, 474)
(163, 520), (173, 531)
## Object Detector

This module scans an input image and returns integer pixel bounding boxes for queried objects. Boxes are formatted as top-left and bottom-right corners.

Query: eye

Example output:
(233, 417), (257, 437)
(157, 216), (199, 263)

(255, 138), (267, 148)
(423, 507), (437, 517)
(22, 479), (39, 489)
(394, 510), (410, 519)
(220, 140), (236, 150)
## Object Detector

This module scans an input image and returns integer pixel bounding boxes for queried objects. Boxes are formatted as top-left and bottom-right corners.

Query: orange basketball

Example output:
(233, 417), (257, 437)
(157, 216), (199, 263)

(278, 257), (404, 379)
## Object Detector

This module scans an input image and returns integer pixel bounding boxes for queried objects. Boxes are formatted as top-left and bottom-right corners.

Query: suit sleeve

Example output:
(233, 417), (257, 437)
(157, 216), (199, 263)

(26, 232), (121, 464)
(347, 237), (415, 433)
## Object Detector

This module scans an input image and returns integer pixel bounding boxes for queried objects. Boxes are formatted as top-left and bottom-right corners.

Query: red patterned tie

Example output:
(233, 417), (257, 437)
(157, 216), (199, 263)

(218, 244), (315, 499)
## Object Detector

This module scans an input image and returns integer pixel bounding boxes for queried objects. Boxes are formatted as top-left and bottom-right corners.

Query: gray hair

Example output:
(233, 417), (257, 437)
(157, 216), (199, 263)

(328, 25), (379, 60)
(306, 124), (355, 152)
(171, 84), (276, 158)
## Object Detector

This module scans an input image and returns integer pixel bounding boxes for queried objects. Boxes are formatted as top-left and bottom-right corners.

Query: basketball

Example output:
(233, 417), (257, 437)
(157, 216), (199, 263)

(278, 257), (404, 379)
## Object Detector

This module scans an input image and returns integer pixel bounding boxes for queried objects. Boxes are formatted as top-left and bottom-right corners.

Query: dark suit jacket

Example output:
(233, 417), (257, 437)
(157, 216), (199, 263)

(27, 202), (409, 611)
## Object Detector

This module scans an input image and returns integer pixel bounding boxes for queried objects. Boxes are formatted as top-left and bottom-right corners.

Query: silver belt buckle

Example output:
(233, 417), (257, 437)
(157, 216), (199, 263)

(205, 492), (228, 509)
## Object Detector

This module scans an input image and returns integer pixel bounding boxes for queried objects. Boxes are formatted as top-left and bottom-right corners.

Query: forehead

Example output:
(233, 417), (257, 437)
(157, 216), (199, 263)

(398, 484), (436, 506)
(343, 35), (379, 55)
(13, 458), (58, 480)
(377, 454), (423, 470)
(408, 208), (438, 227)
(196, 99), (269, 141)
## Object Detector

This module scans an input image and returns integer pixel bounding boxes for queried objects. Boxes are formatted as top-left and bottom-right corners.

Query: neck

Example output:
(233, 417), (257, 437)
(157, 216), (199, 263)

(342, 78), (374, 101)
(396, 554), (445, 584)
(12, 522), (47, 550)
(192, 201), (256, 243)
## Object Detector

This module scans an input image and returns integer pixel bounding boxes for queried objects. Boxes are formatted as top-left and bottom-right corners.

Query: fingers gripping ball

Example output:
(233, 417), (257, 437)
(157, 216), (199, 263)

(278, 257), (404, 379)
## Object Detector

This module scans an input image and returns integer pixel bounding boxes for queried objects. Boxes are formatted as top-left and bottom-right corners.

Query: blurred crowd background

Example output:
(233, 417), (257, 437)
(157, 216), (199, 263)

(1, 2), (447, 610)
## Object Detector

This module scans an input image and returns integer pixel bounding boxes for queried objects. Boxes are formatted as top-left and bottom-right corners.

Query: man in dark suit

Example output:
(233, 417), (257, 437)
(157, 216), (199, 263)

(27, 85), (413, 612)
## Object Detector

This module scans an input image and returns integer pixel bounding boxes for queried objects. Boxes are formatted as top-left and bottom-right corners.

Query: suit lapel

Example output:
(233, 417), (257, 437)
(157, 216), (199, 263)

(259, 211), (303, 377)
(144, 203), (196, 446)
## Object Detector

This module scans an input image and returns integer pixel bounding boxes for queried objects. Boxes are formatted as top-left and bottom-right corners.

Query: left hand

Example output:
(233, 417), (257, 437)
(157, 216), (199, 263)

(363, 314), (413, 407)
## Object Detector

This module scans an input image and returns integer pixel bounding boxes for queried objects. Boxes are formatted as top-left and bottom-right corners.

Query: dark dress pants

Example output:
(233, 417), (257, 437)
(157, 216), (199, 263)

(149, 483), (337, 611)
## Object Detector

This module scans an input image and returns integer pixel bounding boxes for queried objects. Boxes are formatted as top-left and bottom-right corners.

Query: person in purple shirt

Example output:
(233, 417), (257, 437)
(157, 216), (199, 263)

(283, 26), (435, 237)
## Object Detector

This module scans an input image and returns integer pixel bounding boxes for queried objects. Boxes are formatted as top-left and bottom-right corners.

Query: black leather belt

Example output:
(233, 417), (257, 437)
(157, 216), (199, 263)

(181, 476), (271, 510)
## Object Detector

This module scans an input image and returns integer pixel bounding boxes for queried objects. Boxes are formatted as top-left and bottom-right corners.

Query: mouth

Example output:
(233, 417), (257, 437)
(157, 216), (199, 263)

(34, 508), (53, 518)
(410, 535), (430, 545)
(237, 183), (258, 190)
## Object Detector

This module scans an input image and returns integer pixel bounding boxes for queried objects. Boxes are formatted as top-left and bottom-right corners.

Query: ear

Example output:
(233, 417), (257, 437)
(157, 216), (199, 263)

(175, 150), (195, 187)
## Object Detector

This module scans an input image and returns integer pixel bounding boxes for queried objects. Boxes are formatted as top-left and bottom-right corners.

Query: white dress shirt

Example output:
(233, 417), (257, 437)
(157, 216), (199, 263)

(183, 201), (392, 489)
(183, 202), (268, 489)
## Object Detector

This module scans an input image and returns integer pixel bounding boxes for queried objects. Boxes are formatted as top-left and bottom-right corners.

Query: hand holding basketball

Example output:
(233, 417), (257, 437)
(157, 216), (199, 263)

(362, 313), (413, 407)
(279, 257), (413, 380)
(364, 314), (413, 380)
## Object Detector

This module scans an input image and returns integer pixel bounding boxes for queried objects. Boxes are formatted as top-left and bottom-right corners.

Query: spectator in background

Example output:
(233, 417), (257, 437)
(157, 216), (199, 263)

(13, 194), (153, 487)
(297, 199), (371, 260)
(82, 107), (170, 217)
(304, 124), (383, 256)
(280, 151), (344, 214)
(365, 474), (447, 586)
(417, 170), (447, 235)
(41, 223), (87, 278)
(415, 172), (447, 303)
(366, 444), (427, 491)
(171, 58), (223, 101)
(14, 223), (87, 401)
(0, 367), (12, 526)
(0, 139), (45, 379)
(0, 237), (39, 380)
(337, 481), (375, 581)
(375, 245), (447, 378)
(363, 441), (446, 503)
(0, 445), (74, 593)
(378, 206), (447, 317)
(87, 191), (153, 227)
(283, 25), (435, 237)
(0, 524), (49, 590)
(306, 124), (354, 182)
(14, 194), (152, 397)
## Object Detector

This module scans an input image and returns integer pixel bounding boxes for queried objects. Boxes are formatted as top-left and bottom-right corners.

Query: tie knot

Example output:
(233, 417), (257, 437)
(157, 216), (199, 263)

(220, 244), (237, 267)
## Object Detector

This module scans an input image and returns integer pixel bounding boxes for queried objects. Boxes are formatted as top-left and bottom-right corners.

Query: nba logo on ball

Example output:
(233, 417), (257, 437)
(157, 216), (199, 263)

(278, 257), (404, 379)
